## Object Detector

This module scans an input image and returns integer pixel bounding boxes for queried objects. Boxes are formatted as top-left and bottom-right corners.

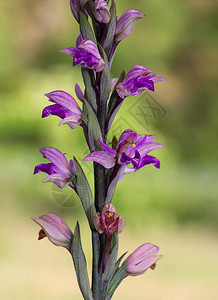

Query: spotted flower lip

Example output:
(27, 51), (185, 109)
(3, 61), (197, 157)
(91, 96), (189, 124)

(83, 129), (164, 179)
(60, 36), (105, 72)
(93, 0), (110, 23)
(93, 204), (125, 235)
(124, 243), (162, 276)
(42, 90), (82, 129)
(32, 213), (73, 251)
(115, 10), (146, 42)
(115, 65), (166, 98)
(34, 147), (76, 189)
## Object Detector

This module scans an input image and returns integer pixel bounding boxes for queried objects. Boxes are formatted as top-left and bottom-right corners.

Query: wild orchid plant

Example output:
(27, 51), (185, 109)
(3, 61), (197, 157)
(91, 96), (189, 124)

(32, 0), (166, 299)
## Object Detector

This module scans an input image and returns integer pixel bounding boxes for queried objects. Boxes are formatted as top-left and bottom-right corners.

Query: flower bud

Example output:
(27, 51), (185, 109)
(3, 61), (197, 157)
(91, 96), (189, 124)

(124, 243), (162, 276)
(70, 0), (88, 23)
(93, 0), (111, 23)
(93, 203), (125, 235)
(115, 10), (145, 42)
(32, 214), (73, 251)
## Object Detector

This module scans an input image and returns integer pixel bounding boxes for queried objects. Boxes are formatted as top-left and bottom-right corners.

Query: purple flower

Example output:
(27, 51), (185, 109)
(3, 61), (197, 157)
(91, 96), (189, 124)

(124, 243), (162, 276)
(93, 203), (125, 235)
(42, 90), (82, 129)
(83, 129), (164, 179)
(115, 65), (166, 98)
(115, 10), (145, 42)
(70, 0), (88, 23)
(34, 147), (76, 189)
(60, 36), (105, 72)
(93, 0), (110, 23)
(32, 214), (73, 251)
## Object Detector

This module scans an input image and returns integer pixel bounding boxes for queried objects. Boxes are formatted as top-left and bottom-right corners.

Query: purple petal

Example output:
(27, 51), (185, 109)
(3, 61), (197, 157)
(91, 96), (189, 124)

(69, 159), (77, 174)
(38, 147), (70, 172)
(34, 163), (59, 175)
(58, 113), (82, 129)
(151, 75), (167, 83)
(117, 129), (138, 147)
(130, 77), (154, 94)
(76, 34), (83, 48)
(83, 151), (116, 168)
(75, 83), (84, 102)
(44, 90), (81, 115)
(120, 152), (132, 164)
(115, 10), (145, 42)
(136, 142), (164, 158)
(122, 65), (151, 86)
(43, 173), (71, 189)
(42, 104), (68, 119)
(98, 140), (116, 157)
(138, 155), (160, 169)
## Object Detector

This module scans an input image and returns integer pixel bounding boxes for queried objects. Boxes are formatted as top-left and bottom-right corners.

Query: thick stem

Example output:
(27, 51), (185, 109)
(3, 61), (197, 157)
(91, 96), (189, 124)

(92, 40), (108, 299)
(92, 231), (101, 299)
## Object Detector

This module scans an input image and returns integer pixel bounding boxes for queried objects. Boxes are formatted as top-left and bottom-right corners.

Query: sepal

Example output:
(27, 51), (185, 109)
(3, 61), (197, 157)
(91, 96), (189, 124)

(73, 157), (96, 229)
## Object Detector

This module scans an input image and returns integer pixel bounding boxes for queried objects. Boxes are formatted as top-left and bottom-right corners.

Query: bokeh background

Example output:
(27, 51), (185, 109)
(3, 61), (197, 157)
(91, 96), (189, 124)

(1, 0), (218, 299)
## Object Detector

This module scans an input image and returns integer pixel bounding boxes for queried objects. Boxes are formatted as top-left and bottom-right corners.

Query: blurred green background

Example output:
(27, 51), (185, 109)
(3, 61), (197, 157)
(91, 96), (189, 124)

(0, 0), (218, 299)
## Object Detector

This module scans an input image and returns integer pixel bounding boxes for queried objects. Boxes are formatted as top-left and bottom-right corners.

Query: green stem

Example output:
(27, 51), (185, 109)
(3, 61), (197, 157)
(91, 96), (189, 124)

(92, 231), (101, 299)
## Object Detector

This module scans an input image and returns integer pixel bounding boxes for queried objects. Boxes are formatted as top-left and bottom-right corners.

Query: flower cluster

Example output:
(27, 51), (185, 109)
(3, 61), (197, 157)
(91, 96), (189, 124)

(32, 1), (165, 299)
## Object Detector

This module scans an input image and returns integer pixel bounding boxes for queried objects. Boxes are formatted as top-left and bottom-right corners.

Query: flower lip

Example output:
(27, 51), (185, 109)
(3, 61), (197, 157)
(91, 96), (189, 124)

(93, 204), (125, 235)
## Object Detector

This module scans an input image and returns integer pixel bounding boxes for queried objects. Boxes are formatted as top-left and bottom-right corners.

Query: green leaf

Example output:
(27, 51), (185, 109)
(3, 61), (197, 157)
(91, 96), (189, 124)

(98, 44), (111, 103)
(103, 0), (117, 56)
(79, 11), (95, 42)
(84, 100), (103, 151)
(107, 264), (126, 298)
(82, 68), (97, 111)
(73, 157), (96, 229)
(71, 222), (93, 300)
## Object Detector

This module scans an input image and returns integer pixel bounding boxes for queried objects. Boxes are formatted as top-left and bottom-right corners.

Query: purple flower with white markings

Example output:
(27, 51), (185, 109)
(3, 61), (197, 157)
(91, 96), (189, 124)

(115, 65), (166, 98)
(32, 213), (73, 251)
(42, 90), (82, 129)
(60, 36), (105, 72)
(34, 147), (76, 189)
(124, 243), (162, 276)
(115, 10), (145, 42)
(83, 129), (164, 180)
(94, 0), (110, 23)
